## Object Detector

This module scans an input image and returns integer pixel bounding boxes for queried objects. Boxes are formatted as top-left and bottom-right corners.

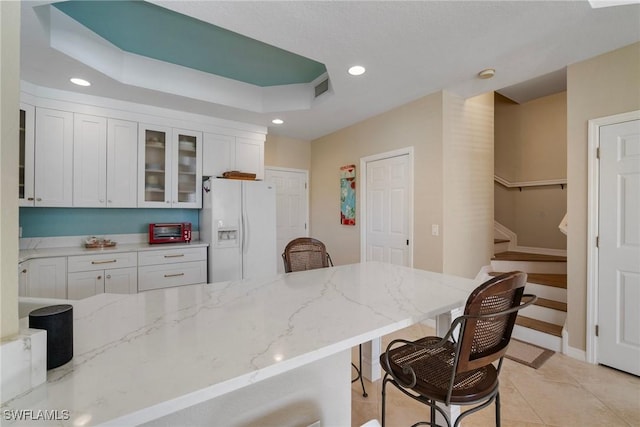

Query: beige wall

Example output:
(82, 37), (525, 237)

(1, 1), (20, 340)
(264, 134), (311, 171)
(310, 90), (495, 278)
(567, 42), (640, 351)
(443, 92), (495, 278)
(494, 92), (568, 249)
(311, 92), (445, 271)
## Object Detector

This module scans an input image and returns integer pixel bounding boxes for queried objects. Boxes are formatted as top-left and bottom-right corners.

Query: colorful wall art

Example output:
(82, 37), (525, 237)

(340, 164), (356, 225)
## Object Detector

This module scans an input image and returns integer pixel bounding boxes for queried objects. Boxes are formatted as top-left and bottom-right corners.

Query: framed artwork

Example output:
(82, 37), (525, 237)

(340, 164), (356, 225)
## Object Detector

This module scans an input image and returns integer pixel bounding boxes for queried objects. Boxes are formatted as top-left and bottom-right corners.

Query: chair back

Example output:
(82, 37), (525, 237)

(455, 271), (527, 373)
(282, 237), (333, 273)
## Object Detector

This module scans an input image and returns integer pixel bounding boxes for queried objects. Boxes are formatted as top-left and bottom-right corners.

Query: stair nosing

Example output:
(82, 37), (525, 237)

(492, 251), (567, 262)
(533, 297), (567, 312)
(489, 272), (567, 289)
(516, 315), (563, 337)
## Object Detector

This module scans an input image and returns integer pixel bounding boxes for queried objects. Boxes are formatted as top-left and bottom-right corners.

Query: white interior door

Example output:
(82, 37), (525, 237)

(598, 118), (640, 376)
(265, 168), (309, 274)
(364, 154), (411, 266)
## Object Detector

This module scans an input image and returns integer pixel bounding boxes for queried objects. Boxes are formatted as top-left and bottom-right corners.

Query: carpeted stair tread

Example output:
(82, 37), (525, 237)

(492, 251), (567, 262)
(516, 316), (563, 337)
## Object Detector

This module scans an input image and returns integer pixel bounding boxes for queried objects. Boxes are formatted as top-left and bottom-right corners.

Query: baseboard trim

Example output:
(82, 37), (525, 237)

(565, 345), (587, 362)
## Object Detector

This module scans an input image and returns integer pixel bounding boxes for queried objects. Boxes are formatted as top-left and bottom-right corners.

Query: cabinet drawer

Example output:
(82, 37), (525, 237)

(138, 247), (206, 266)
(138, 261), (206, 292)
(68, 251), (137, 272)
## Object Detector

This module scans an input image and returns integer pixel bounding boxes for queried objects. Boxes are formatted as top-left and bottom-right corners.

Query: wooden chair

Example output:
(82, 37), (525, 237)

(282, 237), (333, 273)
(380, 271), (536, 427)
(282, 237), (368, 397)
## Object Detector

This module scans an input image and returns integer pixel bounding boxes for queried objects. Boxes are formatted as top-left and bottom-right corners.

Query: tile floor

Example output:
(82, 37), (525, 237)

(351, 323), (640, 427)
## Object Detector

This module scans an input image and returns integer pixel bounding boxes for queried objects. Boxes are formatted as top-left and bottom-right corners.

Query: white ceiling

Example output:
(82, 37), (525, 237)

(20, 1), (640, 141)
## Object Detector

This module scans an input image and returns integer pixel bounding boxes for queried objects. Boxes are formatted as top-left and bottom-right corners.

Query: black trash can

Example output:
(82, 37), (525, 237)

(29, 304), (73, 370)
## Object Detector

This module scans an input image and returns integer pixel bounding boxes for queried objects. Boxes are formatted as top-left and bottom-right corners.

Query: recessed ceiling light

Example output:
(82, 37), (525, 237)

(477, 69), (495, 79)
(348, 65), (366, 76)
(70, 77), (91, 86)
(272, 118), (284, 125)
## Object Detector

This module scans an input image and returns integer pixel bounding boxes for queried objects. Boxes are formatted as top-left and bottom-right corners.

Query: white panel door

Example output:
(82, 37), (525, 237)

(598, 119), (640, 376)
(107, 119), (138, 207)
(265, 168), (308, 274)
(365, 154), (411, 266)
(73, 114), (107, 207)
(34, 108), (73, 206)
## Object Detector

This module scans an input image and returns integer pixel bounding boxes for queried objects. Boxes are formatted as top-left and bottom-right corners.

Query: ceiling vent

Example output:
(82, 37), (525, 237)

(314, 78), (329, 98)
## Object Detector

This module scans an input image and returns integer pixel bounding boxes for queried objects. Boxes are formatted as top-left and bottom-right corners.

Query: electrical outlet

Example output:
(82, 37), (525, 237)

(431, 224), (439, 236)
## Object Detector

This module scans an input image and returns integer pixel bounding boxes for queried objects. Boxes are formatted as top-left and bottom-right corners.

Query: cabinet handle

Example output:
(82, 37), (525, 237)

(91, 259), (117, 265)
(21, 269), (27, 273)
(97, 275), (102, 280)
(164, 273), (185, 278)
(36, 197), (42, 201)
(99, 199), (105, 203)
(108, 200), (112, 203)
(164, 254), (185, 258)
(106, 274), (111, 279)
(27, 197), (34, 201)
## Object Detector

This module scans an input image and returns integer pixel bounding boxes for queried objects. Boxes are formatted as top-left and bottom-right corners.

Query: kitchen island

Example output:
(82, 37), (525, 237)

(4, 262), (479, 426)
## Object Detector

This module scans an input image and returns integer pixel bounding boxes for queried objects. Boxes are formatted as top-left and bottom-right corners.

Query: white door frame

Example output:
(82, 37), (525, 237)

(359, 147), (414, 266)
(586, 110), (640, 364)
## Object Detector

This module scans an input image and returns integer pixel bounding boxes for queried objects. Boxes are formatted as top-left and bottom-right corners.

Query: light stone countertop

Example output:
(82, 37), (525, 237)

(18, 241), (208, 263)
(4, 262), (479, 426)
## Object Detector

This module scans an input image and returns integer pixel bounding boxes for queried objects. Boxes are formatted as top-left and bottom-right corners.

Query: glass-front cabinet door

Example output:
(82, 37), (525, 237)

(19, 103), (35, 206)
(138, 124), (202, 208)
(173, 128), (202, 208)
(138, 124), (172, 208)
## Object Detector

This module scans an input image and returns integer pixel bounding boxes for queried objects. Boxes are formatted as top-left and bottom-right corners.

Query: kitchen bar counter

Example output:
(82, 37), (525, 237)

(4, 262), (478, 426)
(18, 241), (208, 263)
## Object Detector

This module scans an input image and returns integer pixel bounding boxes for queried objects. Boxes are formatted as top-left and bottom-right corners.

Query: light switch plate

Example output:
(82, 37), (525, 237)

(431, 224), (439, 236)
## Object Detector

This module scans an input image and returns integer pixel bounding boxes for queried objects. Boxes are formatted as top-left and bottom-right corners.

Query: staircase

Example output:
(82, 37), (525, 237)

(489, 246), (567, 352)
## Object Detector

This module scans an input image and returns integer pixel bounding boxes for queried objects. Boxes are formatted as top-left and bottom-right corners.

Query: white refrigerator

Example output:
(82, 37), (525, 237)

(200, 178), (277, 283)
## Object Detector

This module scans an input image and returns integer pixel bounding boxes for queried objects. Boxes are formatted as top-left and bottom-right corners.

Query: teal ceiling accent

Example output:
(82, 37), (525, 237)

(52, 0), (327, 87)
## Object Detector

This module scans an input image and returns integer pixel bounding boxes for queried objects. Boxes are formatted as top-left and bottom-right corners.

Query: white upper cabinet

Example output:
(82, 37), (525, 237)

(72, 115), (139, 208)
(73, 113), (107, 207)
(202, 133), (234, 178)
(202, 133), (264, 180)
(138, 124), (202, 208)
(19, 103), (35, 207)
(235, 137), (264, 180)
(106, 119), (138, 207)
(34, 107), (74, 206)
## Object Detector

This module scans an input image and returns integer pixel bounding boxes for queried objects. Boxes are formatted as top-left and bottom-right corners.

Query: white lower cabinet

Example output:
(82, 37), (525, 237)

(68, 267), (137, 300)
(67, 252), (137, 299)
(19, 257), (67, 299)
(20, 245), (207, 299)
(138, 247), (207, 292)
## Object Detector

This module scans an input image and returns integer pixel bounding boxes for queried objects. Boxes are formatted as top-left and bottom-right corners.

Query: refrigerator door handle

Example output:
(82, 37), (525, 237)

(241, 213), (247, 253)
